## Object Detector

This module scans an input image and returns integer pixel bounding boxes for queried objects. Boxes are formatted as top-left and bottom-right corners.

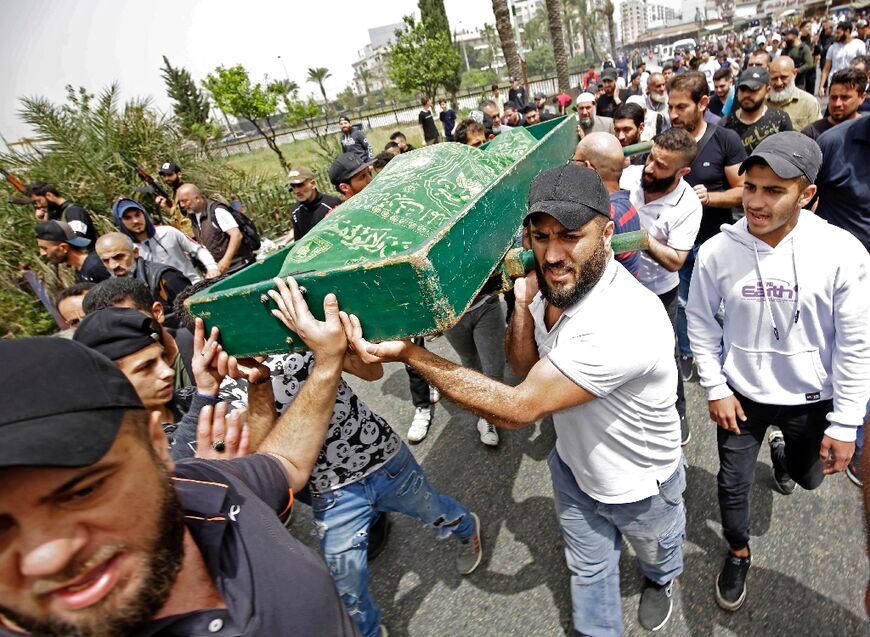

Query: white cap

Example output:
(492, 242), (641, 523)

(576, 92), (596, 104)
(626, 95), (647, 109)
(772, 32), (782, 41)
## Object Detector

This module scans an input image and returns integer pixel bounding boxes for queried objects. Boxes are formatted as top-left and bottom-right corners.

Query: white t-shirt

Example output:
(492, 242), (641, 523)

(698, 59), (720, 90)
(620, 165), (702, 295)
(195, 206), (238, 233)
(827, 39), (867, 78)
(531, 258), (681, 504)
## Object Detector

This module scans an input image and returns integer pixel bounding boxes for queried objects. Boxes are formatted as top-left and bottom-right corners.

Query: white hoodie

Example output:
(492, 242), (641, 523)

(686, 211), (870, 441)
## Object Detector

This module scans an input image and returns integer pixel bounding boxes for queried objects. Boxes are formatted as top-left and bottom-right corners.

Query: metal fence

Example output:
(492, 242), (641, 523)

(208, 72), (585, 159)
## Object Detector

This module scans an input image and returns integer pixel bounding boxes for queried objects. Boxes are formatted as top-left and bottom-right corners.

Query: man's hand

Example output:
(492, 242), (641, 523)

(818, 85), (826, 97)
(227, 355), (271, 385)
(155, 196), (172, 211)
(708, 395), (746, 434)
(205, 267), (221, 279)
(513, 271), (540, 307)
(338, 312), (412, 365)
(192, 317), (228, 395)
(196, 402), (251, 460)
(34, 208), (49, 221)
(693, 184), (710, 205)
(217, 258), (231, 274)
(268, 276), (346, 365)
(819, 435), (854, 475)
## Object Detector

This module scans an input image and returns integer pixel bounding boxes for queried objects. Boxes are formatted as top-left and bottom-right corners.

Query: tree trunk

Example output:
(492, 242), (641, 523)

(248, 118), (289, 173)
(546, 0), (570, 92)
(491, 0), (522, 81)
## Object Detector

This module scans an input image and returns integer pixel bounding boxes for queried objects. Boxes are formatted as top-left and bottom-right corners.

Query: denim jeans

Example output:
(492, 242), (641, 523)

(444, 295), (506, 383)
(718, 390), (832, 550)
(311, 443), (474, 637)
(548, 448), (686, 637)
(676, 245), (699, 358)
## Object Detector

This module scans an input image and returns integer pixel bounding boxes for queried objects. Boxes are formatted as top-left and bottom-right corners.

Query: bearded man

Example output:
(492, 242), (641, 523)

(721, 68), (794, 153)
(767, 56), (822, 132)
(339, 165), (686, 636)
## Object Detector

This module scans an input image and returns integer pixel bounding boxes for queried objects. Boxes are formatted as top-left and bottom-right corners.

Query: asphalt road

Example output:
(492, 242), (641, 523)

(288, 325), (869, 637)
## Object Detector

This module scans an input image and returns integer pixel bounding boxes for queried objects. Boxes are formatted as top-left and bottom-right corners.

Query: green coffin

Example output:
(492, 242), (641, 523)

(187, 116), (578, 356)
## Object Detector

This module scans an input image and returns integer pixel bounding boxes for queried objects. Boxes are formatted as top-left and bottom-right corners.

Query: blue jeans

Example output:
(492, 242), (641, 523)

(676, 244), (699, 358)
(311, 443), (473, 637)
(548, 448), (686, 637)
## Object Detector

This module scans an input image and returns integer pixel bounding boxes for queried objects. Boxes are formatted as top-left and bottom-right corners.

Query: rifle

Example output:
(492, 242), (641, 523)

(0, 165), (27, 194)
(118, 151), (168, 223)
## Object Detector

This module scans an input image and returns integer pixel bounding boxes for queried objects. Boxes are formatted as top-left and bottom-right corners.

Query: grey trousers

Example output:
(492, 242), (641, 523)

(444, 296), (506, 383)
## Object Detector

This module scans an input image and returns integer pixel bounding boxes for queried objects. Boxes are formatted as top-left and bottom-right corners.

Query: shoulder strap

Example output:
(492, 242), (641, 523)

(696, 121), (717, 156)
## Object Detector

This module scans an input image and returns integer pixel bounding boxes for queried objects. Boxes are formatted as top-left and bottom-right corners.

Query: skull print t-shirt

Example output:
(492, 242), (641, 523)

(222, 353), (401, 493)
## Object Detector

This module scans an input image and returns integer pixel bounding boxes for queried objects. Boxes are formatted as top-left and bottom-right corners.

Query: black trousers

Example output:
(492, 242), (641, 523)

(657, 287), (686, 420)
(406, 337), (431, 408)
(717, 389), (831, 550)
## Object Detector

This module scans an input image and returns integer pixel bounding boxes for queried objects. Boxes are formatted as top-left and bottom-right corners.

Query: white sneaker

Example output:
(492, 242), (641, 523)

(477, 418), (499, 446)
(408, 407), (431, 443)
(429, 385), (441, 404)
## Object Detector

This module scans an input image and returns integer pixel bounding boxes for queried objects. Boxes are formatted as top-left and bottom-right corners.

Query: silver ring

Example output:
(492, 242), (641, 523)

(212, 440), (226, 453)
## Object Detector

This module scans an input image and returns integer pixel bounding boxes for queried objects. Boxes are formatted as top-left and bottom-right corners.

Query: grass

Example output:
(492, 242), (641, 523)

(222, 125), (428, 180)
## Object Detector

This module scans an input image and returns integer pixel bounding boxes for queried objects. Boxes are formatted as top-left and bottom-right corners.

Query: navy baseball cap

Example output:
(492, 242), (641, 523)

(112, 197), (146, 218)
(35, 219), (91, 248)
(524, 165), (611, 230)
(0, 338), (144, 468)
(739, 131), (823, 183)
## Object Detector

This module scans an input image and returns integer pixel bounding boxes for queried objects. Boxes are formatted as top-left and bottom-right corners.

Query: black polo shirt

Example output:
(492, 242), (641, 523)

(76, 251), (111, 283)
(134, 455), (360, 636)
(683, 124), (747, 244)
(291, 192), (342, 241)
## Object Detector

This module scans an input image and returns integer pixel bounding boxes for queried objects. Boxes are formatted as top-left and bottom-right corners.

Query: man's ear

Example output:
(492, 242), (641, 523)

(133, 246), (140, 259)
(677, 166), (692, 180)
(798, 183), (818, 208)
(698, 94), (710, 112)
(151, 301), (165, 325)
(338, 184), (352, 198)
(148, 410), (175, 471)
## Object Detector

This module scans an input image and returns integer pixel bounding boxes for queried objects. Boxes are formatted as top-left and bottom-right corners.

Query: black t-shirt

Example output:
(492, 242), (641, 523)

(76, 251), (111, 283)
(721, 107), (794, 153)
(509, 86), (528, 108)
(419, 109), (439, 141)
(596, 94), (618, 119)
(127, 456), (360, 636)
(57, 201), (98, 244)
(684, 125), (748, 244)
(291, 192), (342, 241)
(801, 117), (836, 140)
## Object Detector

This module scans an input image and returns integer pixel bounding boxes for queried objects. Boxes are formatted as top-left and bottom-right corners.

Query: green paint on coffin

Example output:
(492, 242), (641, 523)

(187, 116), (578, 356)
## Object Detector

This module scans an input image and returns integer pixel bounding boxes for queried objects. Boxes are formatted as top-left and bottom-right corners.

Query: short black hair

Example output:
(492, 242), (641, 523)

(371, 151), (395, 171)
(630, 71), (641, 81)
(851, 55), (870, 71)
(55, 281), (96, 310)
(652, 127), (698, 169)
(389, 131), (406, 141)
(454, 118), (485, 145)
(668, 71), (710, 104)
(830, 67), (868, 94)
(25, 182), (60, 197)
(613, 103), (644, 127)
(750, 49), (772, 64)
(713, 67), (732, 82)
(385, 141), (400, 150)
(662, 62), (674, 71)
(491, 84), (499, 91)
(836, 20), (853, 32)
(83, 277), (156, 315)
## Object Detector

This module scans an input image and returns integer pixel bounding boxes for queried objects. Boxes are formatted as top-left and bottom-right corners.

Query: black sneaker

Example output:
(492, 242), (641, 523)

(680, 415), (691, 446)
(638, 577), (674, 631)
(715, 552), (751, 611)
(367, 512), (390, 561)
(768, 430), (795, 494)
(846, 447), (863, 487)
(679, 355), (697, 382)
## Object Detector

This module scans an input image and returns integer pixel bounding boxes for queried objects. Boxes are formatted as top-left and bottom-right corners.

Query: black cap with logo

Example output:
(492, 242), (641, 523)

(524, 165), (612, 230)
(739, 131), (823, 183)
(328, 152), (371, 188)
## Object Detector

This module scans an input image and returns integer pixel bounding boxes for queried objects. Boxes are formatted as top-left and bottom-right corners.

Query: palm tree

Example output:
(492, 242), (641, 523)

(545, 0), (570, 92)
(307, 67), (332, 115)
(481, 23), (500, 74)
(491, 0), (521, 81)
(573, 0), (601, 62)
(598, 0), (617, 62)
(522, 8), (548, 49)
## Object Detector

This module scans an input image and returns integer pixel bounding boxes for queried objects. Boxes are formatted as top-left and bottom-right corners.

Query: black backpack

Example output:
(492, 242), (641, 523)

(207, 199), (261, 252)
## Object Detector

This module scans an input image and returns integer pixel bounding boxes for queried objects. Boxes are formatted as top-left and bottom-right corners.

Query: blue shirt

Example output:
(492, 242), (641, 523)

(816, 116), (870, 252)
(610, 189), (642, 277)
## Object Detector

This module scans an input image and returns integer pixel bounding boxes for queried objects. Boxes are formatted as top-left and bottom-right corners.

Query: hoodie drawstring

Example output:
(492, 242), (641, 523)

(752, 240), (801, 342)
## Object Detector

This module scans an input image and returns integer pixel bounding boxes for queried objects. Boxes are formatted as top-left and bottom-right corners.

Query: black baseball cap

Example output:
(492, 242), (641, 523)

(601, 68), (618, 81)
(0, 337), (144, 469)
(739, 131), (823, 183)
(737, 68), (770, 90)
(524, 165), (611, 230)
(35, 219), (91, 248)
(158, 162), (181, 175)
(328, 152), (371, 187)
(74, 307), (162, 361)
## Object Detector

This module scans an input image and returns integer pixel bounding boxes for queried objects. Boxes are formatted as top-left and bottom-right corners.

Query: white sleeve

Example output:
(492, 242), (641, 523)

(213, 206), (238, 232)
(686, 246), (732, 401)
(171, 228), (218, 270)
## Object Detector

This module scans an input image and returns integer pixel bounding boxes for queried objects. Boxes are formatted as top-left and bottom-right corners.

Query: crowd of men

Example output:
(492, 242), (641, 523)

(3, 10), (870, 637)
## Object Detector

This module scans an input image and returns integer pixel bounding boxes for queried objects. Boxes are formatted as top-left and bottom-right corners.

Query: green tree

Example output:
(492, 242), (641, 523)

(461, 68), (498, 90)
(480, 23), (501, 75)
(545, 0), (571, 91)
(202, 65), (290, 173)
(418, 0), (461, 99)
(160, 56), (212, 137)
(525, 44), (556, 76)
(598, 0), (617, 59)
(388, 16), (462, 101)
(306, 67), (332, 117)
(491, 0), (521, 81)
